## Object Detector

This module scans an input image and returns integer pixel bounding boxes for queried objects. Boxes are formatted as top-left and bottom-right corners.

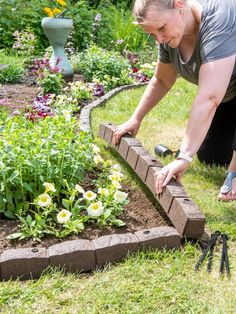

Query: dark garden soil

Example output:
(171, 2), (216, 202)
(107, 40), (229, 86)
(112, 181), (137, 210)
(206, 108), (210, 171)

(0, 80), (171, 254)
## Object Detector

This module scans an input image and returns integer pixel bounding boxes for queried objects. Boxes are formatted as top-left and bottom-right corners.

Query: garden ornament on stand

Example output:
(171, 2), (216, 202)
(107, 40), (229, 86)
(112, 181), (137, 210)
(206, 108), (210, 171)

(42, 3), (74, 82)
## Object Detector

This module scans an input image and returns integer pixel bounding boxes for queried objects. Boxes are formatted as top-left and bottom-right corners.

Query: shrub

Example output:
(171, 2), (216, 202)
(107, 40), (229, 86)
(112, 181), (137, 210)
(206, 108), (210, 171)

(71, 44), (132, 83)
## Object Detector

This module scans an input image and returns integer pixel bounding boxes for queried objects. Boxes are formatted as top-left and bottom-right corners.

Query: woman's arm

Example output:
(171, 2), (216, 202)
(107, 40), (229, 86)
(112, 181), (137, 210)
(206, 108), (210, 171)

(132, 61), (177, 122)
(180, 55), (235, 156)
(156, 55), (235, 193)
(113, 61), (177, 144)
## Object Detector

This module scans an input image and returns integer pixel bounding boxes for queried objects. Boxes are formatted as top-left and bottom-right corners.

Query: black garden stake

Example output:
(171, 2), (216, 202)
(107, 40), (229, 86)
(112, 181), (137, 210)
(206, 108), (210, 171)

(219, 233), (230, 276)
(194, 231), (221, 272)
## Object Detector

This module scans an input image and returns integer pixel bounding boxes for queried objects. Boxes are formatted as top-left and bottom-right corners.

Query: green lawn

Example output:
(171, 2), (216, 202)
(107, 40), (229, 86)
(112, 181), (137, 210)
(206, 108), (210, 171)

(1, 79), (236, 314)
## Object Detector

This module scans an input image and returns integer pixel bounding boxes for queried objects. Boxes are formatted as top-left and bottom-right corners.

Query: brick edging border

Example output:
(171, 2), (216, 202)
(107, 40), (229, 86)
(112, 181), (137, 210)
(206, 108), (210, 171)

(98, 122), (205, 239)
(0, 83), (181, 281)
(79, 82), (205, 239)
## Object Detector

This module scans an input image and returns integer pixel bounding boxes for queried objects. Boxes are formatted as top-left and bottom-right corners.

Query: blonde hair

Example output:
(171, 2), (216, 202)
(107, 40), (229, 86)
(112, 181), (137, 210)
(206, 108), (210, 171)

(132, 0), (175, 23)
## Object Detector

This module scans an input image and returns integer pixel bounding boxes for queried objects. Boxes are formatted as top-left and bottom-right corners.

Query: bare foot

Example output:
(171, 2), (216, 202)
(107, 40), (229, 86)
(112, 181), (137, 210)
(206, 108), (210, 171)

(218, 172), (236, 201)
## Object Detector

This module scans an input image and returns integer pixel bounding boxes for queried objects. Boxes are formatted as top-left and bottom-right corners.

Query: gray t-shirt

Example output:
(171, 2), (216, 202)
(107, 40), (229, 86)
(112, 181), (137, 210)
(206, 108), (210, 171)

(159, 0), (236, 102)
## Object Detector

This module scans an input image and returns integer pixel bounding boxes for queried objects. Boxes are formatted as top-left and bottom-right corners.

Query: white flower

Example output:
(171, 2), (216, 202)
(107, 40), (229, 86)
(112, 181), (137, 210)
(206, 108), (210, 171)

(98, 187), (109, 197)
(83, 190), (97, 201)
(111, 164), (121, 172)
(57, 209), (72, 224)
(91, 144), (100, 154)
(75, 184), (85, 194)
(108, 172), (123, 182)
(62, 109), (72, 121)
(37, 193), (52, 207)
(114, 190), (128, 203)
(43, 182), (56, 193)
(111, 181), (122, 190)
(87, 201), (104, 216)
(94, 155), (104, 164)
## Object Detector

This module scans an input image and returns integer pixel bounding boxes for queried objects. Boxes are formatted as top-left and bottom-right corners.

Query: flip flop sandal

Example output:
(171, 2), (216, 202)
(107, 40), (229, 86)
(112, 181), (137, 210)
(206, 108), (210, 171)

(218, 171), (236, 201)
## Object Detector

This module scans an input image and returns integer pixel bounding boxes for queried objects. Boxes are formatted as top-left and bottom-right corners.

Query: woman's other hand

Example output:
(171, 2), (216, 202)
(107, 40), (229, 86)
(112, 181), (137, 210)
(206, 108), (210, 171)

(155, 159), (190, 194)
(113, 118), (141, 144)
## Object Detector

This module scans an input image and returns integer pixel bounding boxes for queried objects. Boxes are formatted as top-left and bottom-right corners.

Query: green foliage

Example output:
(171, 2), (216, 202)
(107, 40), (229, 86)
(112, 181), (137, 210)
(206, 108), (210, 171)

(0, 112), (95, 219)
(12, 28), (37, 58)
(37, 70), (64, 95)
(0, 64), (23, 84)
(69, 1), (94, 51)
(0, 0), (50, 53)
(0, 51), (24, 83)
(0, 0), (153, 54)
(8, 161), (128, 241)
(139, 62), (156, 79)
(68, 81), (93, 101)
(99, 8), (153, 52)
(71, 45), (132, 86)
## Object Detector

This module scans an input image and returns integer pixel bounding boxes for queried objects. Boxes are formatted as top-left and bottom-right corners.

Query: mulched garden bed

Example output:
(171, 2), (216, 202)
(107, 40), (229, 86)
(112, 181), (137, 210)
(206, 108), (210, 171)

(0, 79), (171, 254)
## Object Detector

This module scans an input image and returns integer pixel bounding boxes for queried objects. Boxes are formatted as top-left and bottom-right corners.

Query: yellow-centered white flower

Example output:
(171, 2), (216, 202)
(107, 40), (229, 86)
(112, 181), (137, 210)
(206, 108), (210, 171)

(94, 155), (104, 164)
(62, 109), (72, 121)
(87, 201), (104, 216)
(91, 144), (100, 154)
(108, 172), (123, 182)
(57, 209), (72, 224)
(75, 184), (85, 194)
(111, 164), (121, 172)
(43, 182), (56, 193)
(111, 181), (122, 189)
(83, 190), (97, 201)
(98, 187), (109, 197)
(37, 193), (52, 207)
(114, 190), (128, 203)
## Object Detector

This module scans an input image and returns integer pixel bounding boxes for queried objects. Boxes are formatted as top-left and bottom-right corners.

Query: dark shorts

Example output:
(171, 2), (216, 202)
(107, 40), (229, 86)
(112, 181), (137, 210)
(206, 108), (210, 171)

(197, 96), (236, 166)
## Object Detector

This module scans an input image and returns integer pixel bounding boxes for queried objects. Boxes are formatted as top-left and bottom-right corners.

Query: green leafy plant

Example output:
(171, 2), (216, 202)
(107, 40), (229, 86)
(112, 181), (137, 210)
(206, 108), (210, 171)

(71, 45), (132, 90)
(67, 81), (93, 101)
(0, 111), (96, 219)
(138, 62), (156, 79)
(37, 71), (64, 95)
(32, 57), (65, 95)
(7, 153), (128, 241)
(0, 64), (24, 84)
(12, 28), (37, 58)
(0, 51), (24, 84)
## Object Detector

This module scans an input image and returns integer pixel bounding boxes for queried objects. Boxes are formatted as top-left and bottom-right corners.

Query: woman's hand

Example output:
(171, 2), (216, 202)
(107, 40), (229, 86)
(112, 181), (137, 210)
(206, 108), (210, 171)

(155, 159), (190, 194)
(113, 118), (141, 144)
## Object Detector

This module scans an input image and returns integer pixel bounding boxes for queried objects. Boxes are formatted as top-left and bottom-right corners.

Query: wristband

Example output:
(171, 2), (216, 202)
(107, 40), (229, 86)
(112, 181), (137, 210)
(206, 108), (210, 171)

(176, 151), (193, 163)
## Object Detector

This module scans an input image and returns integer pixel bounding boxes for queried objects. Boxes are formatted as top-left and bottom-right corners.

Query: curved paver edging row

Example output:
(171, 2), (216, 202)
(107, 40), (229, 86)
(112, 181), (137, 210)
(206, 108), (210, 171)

(98, 123), (205, 239)
(79, 82), (205, 239)
(0, 83), (187, 281)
